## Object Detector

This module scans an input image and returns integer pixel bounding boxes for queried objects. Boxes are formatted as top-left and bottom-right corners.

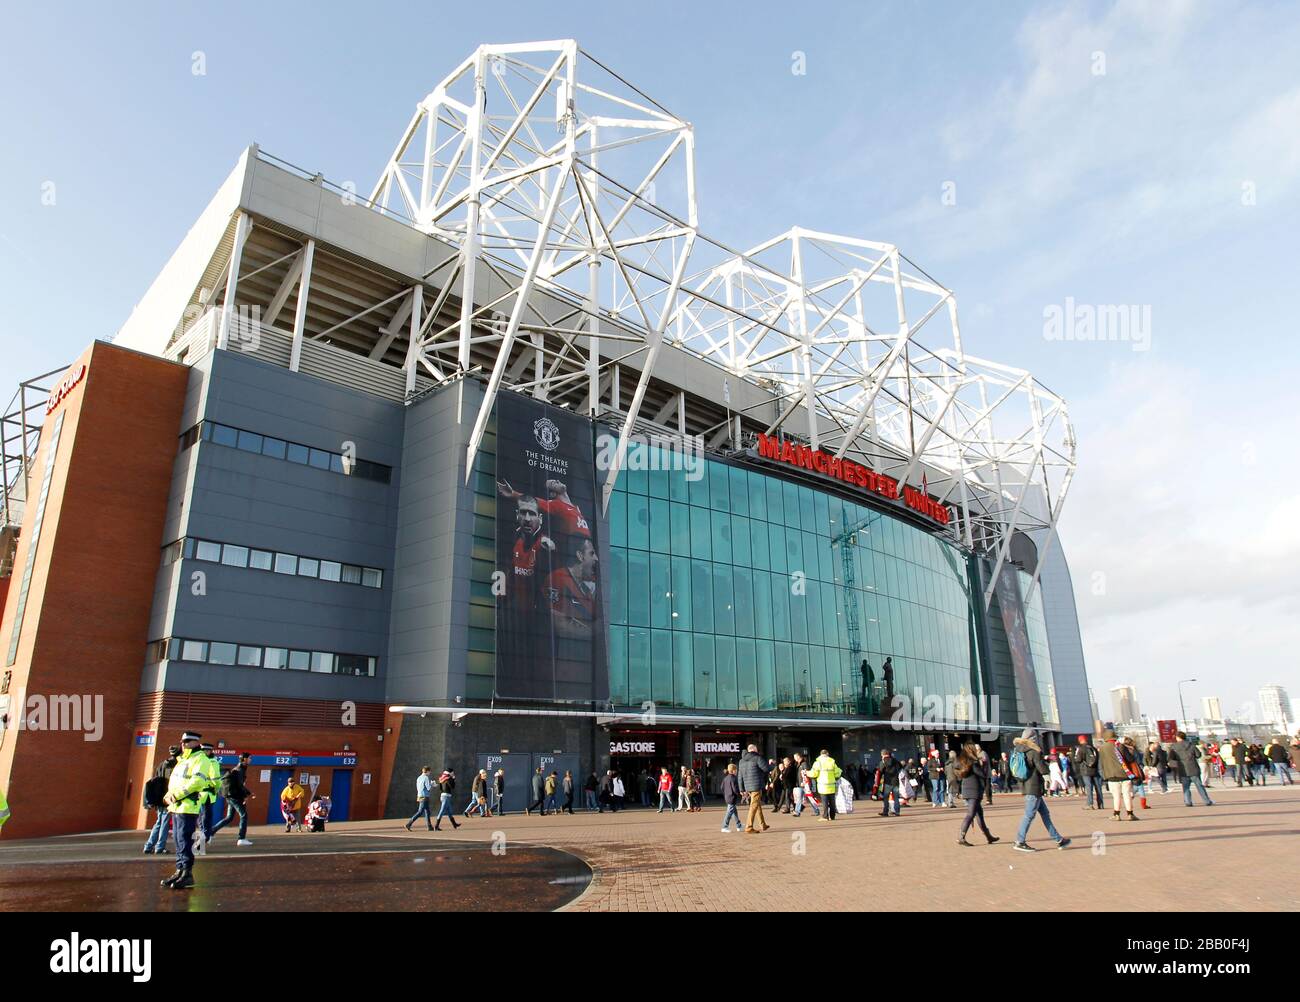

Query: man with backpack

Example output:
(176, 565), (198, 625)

(210, 752), (255, 845)
(1010, 728), (1072, 852)
(142, 744), (180, 854)
(1072, 734), (1104, 810)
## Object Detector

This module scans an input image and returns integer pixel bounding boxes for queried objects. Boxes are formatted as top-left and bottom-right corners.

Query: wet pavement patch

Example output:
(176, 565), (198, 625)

(0, 830), (591, 912)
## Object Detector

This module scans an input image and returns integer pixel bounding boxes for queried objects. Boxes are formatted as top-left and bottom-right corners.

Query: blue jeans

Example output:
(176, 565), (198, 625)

(1082, 774), (1105, 808)
(144, 809), (171, 851)
(721, 803), (742, 830)
(1015, 795), (1063, 844)
(172, 811), (198, 871)
(1180, 775), (1213, 806)
(408, 798), (434, 828)
(932, 777), (946, 806)
(210, 799), (248, 840)
(544, 794), (557, 813)
(657, 791), (675, 812)
(1274, 762), (1293, 784)
(433, 793), (456, 825)
(585, 790), (598, 810)
(1251, 764), (1267, 784)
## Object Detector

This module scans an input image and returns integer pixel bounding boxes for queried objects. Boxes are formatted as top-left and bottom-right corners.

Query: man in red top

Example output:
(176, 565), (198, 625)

(546, 537), (599, 639)
(509, 496), (554, 608)
(656, 767), (676, 813)
(499, 478), (591, 539)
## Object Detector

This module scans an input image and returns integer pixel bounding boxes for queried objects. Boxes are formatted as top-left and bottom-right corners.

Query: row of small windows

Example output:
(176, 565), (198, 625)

(179, 420), (392, 484)
(163, 537), (383, 589)
(148, 637), (377, 677)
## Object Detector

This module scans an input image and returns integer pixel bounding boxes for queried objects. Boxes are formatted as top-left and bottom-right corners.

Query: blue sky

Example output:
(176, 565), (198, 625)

(2, 1), (1297, 723)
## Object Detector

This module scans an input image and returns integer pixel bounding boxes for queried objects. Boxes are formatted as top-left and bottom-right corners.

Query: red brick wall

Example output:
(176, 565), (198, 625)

(0, 342), (189, 839)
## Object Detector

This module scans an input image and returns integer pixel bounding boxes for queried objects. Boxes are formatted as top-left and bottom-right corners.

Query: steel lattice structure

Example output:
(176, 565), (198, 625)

(371, 39), (1075, 608)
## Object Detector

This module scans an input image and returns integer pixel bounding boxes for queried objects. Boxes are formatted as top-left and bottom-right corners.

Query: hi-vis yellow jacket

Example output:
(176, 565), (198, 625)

(808, 754), (842, 795)
(167, 748), (210, 814)
(0, 784), (10, 829)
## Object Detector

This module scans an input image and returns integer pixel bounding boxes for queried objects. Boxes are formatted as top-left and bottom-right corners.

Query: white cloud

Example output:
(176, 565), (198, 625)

(1059, 357), (1300, 718)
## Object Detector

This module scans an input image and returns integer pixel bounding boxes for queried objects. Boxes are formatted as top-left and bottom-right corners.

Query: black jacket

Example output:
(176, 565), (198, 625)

(721, 774), (741, 805)
(1072, 743), (1099, 776)
(738, 751), (769, 793)
(957, 759), (987, 800)
(876, 758), (903, 785)
(223, 765), (251, 804)
(1144, 746), (1168, 771)
(1166, 740), (1199, 776)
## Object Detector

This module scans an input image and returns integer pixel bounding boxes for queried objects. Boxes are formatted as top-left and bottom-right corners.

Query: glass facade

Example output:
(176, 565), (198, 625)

(605, 442), (982, 717)
(1018, 567), (1058, 727)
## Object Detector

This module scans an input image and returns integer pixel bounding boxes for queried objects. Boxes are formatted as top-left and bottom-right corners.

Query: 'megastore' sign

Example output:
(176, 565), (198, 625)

(754, 433), (950, 526)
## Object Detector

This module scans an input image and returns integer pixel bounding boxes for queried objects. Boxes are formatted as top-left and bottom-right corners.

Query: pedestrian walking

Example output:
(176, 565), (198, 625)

(1073, 735), (1104, 809)
(1010, 729), (1071, 852)
(405, 766), (436, 831)
(433, 768), (461, 830)
(955, 742), (999, 846)
(527, 766), (547, 815)
(720, 763), (743, 832)
(1266, 739), (1293, 784)
(210, 751), (255, 845)
(280, 775), (307, 833)
(562, 770), (575, 813)
(656, 767), (676, 812)
(1099, 729), (1141, 822)
(493, 768), (507, 815)
(544, 771), (558, 814)
(159, 731), (209, 891)
(808, 749), (842, 821)
(739, 744), (770, 834)
(142, 744), (180, 854)
(1167, 732), (1214, 807)
(584, 771), (599, 811)
(928, 753), (946, 808)
(876, 749), (903, 817)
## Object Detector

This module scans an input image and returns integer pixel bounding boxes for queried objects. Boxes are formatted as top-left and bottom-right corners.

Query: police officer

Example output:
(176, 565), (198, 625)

(197, 742), (222, 849)
(161, 731), (209, 890)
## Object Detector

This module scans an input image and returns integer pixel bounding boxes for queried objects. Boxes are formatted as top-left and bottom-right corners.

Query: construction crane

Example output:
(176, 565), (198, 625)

(832, 507), (884, 714)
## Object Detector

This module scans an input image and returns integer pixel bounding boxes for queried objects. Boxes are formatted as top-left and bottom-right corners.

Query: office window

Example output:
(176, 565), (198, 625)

(308, 448), (332, 470)
(208, 642), (237, 665)
(310, 651), (334, 673)
(249, 549), (273, 571)
(221, 545), (249, 568)
(210, 424), (238, 448)
(195, 540), (222, 562)
(362, 567), (382, 588)
(319, 560), (341, 582)
(297, 557), (320, 578)
(336, 653), (369, 676)
(263, 647), (288, 670)
(236, 645), (262, 667)
(274, 553), (298, 575)
(236, 430), (263, 454)
(288, 650), (310, 671)
(180, 640), (208, 662)
(341, 564), (362, 585)
(261, 436), (287, 460)
(286, 442), (310, 464)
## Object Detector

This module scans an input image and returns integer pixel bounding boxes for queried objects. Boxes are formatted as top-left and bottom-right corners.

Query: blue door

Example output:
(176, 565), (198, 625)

(267, 768), (293, 824)
(330, 769), (352, 822)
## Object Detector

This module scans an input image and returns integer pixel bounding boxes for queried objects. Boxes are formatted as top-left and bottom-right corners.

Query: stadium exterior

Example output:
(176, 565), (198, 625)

(0, 41), (1092, 835)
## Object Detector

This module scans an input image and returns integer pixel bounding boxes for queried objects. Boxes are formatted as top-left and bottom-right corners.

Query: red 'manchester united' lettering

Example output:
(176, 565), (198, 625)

(754, 433), (949, 526)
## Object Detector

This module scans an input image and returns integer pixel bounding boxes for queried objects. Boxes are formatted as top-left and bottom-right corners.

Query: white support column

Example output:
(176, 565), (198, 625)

(465, 162), (571, 481)
(216, 213), (251, 351)
(288, 239), (315, 372)
(405, 284), (423, 395)
(458, 53), (487, 372)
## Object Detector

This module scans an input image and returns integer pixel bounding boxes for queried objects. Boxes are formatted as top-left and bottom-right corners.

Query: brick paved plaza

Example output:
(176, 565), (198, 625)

(343, 781), (1300, 911)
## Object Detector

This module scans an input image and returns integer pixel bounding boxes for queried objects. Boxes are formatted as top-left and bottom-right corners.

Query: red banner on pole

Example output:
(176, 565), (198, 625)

(1157, 719), (1178, 742)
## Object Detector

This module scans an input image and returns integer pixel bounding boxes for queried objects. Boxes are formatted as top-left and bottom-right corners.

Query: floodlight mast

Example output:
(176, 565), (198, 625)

(370, 41), (1075, 608)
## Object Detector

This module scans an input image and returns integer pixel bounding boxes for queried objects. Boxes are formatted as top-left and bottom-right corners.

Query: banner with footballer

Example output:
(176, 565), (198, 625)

(494, 392), (608, 702)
